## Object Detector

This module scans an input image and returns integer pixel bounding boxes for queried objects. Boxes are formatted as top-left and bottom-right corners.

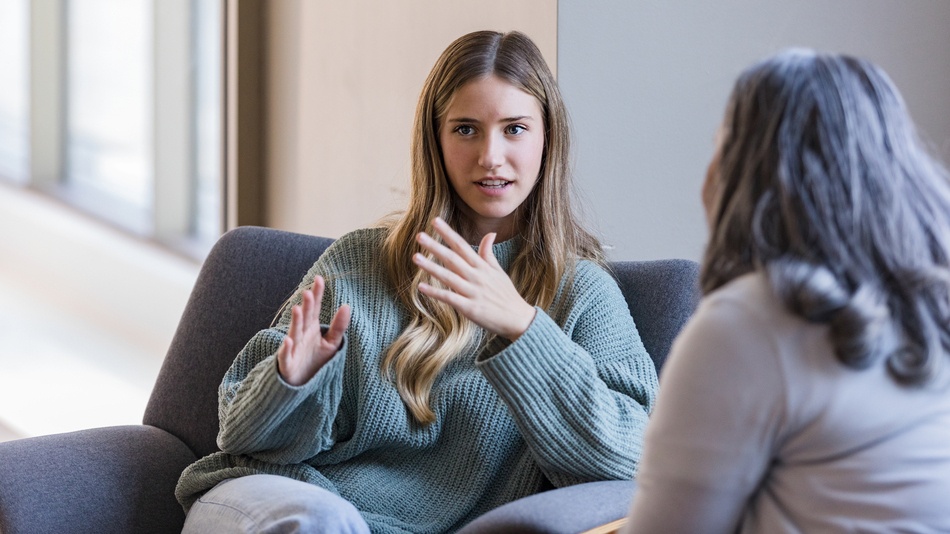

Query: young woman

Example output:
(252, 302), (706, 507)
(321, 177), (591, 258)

(176, 30), (658, 533)
(624, 50), (950, 532)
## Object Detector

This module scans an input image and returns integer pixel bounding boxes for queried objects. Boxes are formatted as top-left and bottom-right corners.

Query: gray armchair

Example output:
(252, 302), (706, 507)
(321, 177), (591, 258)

(0, 226), (699, 534)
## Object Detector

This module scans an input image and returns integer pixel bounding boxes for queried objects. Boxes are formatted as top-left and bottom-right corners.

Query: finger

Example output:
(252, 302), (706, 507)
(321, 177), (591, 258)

(309, 276), (326, 324)
(277, 336), (298, 384)
(478, 232), (501, 266)
(289, 304), (304, 344)
(414, 252), (471, 294)
(277, 335), (293, 361)
(324, 304), (351, 349)
(413, 233), (484, 284)
(416, 231), (477, 276)
(300, 289), (315, 333)
(418, 282), (469, 311)
(432, 218), (481, 264)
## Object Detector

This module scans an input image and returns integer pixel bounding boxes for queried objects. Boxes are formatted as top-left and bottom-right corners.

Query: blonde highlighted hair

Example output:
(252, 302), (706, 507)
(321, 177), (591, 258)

(381, 30), (604, 424)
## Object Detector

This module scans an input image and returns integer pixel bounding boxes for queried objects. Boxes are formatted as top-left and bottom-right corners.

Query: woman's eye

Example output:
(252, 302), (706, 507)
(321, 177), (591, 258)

(505, 124), (526, 135)
(455, 125), (475, 136)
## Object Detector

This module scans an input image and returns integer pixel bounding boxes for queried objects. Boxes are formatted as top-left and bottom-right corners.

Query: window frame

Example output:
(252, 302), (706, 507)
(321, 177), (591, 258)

(18, 0), (226, 260)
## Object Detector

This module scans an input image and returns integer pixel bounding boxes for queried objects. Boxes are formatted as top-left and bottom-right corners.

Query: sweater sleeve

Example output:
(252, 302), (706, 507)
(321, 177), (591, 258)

(215, 325), (347, 464)
(476, 263), (659, 487)
(215, 253), (348, 465)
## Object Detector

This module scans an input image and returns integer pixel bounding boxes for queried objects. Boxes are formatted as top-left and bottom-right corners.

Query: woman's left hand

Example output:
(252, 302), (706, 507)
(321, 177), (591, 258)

(414, 217), (536, 341)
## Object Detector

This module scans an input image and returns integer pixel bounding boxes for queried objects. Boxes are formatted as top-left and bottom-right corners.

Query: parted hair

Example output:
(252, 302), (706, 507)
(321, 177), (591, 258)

(702, 49), (950, 385)
(381, 30), (604, 424)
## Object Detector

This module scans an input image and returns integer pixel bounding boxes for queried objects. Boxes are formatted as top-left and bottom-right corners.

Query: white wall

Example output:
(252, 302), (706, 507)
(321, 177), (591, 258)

(558, 0), (950, 261)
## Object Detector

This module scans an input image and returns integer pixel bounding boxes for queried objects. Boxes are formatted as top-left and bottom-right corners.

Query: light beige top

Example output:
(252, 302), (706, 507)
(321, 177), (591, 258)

(624, 272), (950, 533)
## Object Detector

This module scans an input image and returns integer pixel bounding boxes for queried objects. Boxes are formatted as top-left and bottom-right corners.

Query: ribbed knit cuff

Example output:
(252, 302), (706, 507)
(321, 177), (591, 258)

(268, 334), (347, 402)
(218, 332), (347, 453)
(476, 310), (596, 416)
(476, 312), (644, 479)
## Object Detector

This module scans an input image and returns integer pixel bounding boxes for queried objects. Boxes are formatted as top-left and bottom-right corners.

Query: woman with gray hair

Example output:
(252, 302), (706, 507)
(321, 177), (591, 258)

(623, 50), (950, 532)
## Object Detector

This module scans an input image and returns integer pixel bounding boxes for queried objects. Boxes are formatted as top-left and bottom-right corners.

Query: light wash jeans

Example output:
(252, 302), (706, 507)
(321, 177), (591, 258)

(182, 474), (371, 533)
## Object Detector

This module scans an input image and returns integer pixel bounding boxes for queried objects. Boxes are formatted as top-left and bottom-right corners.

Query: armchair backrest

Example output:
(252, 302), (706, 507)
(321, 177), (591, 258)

(144, 227), (334, 458)
(610, 260), (701, 372)
(145, 227), (701, 459)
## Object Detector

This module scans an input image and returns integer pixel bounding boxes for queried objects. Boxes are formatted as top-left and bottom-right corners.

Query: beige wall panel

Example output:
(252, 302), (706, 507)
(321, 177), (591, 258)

(266, 1), (556, 237)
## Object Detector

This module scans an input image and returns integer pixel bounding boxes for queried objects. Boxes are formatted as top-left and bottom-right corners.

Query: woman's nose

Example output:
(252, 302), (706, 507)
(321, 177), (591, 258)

(478, 134), (504, 170)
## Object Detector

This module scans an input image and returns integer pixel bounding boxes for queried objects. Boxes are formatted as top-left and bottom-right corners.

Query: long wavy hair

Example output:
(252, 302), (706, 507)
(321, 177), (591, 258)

(702, 49), (950, 385)
(381, 30), (604, 424)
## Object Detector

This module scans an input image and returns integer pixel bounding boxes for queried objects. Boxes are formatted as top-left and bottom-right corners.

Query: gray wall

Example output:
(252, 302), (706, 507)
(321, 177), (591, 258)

(558, 1), (950, 261)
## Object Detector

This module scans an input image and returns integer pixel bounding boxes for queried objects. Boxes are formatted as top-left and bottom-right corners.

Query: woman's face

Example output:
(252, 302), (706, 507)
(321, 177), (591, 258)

(439, 75), (545, 243)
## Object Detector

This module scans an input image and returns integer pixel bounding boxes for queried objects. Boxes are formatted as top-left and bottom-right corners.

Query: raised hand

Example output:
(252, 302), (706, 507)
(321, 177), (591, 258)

(276, 275), (351, 386)
(413, 218), (536, 341)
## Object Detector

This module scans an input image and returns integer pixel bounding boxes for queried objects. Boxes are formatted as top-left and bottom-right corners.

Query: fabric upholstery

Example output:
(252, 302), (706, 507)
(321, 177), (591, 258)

(611, 260), (701, 372)
(144, 227), (334, 458)
(0, 226), (700, 533)
(457, 480), (636, 533)
(0, 425), (195, 534)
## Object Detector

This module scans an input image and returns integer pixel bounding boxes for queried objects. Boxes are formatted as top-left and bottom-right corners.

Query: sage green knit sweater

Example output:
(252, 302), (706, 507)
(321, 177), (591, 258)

(175, 227), (658, 533)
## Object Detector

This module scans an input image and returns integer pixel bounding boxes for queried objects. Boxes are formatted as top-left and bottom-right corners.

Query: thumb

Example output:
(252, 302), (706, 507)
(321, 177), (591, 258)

(479, 232), (498, 263)
(324, 304), (351, 350)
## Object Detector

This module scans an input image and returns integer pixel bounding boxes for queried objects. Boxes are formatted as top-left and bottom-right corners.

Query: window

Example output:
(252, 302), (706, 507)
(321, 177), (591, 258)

(194, 0), (223, 245)
(2, 0), (223, 258)
(66, 0), (153, 232)
(0, 0), (29, 184)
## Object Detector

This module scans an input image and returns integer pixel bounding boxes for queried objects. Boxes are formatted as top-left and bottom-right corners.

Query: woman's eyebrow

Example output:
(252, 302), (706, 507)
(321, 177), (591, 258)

(446, 115), (536, 123)
(502, 115), (535, 122)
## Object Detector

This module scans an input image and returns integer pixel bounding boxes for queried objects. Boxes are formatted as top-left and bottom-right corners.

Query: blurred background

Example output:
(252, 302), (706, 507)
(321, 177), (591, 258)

(1, 0), (949, 442)
(0, 0), (220, 441)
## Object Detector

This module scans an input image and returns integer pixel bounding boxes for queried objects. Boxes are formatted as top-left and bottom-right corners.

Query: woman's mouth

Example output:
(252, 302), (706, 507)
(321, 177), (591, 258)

(476, 179), (512, 189)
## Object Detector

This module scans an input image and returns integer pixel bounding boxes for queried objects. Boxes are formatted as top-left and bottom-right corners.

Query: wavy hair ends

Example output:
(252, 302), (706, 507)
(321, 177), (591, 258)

(703, 49), (950, 386)
(381, 30), (603, 424)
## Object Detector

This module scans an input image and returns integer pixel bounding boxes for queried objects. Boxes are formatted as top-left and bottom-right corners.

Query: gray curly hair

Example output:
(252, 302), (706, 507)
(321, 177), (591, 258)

(702, 49), (950, 385)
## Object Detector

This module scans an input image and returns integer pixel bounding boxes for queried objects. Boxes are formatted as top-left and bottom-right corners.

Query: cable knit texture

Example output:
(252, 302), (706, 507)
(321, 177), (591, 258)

(175, 227), (658, 533)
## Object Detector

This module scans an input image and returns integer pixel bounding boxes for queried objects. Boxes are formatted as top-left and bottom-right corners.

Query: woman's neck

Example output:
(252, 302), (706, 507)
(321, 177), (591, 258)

(457, 211), (519, 245)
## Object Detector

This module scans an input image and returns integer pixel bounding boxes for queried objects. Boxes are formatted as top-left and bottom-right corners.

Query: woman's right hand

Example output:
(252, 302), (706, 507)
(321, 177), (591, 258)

(276, 275), (351, 386)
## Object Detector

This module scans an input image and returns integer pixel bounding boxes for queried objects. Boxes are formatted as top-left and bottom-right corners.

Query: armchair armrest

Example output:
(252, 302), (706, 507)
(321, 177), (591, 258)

(0, 425), (196, 534)
(458, 480), (636, 534)
(580, 518), (628, 534)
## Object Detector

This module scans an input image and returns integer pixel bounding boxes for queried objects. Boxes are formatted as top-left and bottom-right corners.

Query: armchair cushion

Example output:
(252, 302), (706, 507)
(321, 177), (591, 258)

(457, 480), (636, 533)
